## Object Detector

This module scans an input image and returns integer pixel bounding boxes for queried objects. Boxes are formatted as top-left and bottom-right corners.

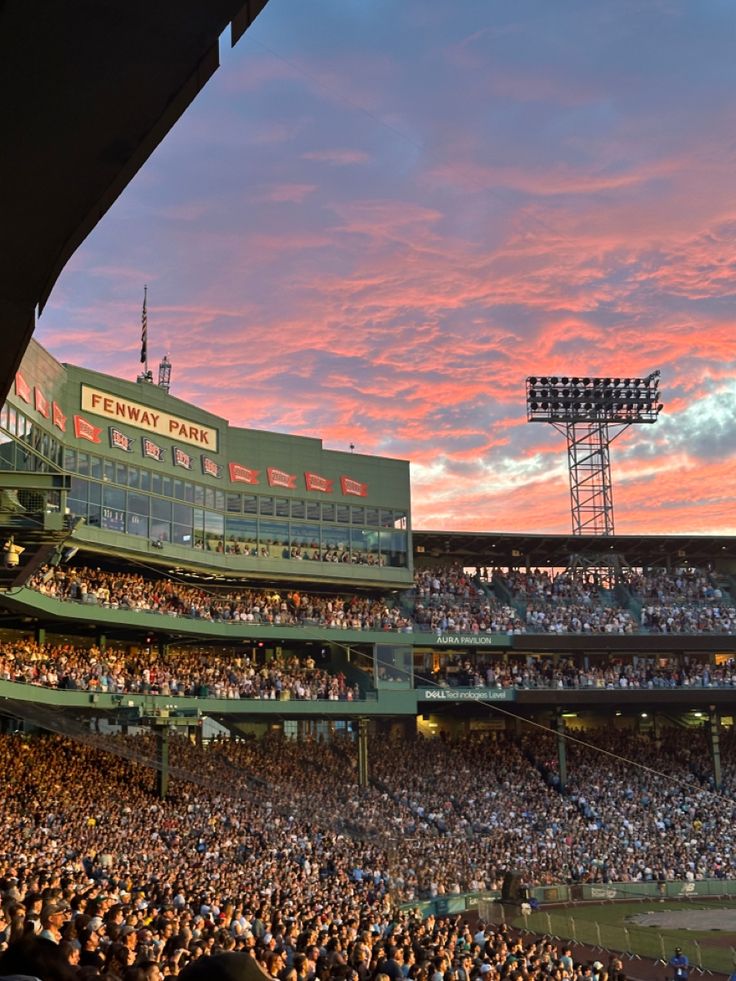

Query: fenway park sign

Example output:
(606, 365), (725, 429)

(81, 385), (218, 450)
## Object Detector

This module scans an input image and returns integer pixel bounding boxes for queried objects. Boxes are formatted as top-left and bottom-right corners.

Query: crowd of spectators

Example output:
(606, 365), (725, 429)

(21, 562), (736, 636)
(28, 567), (411, 633)
(0, 724), (733, 979)
(6, 634), (736, 704)
(0, 639), (359, 702)
(419, 653), (736, 690)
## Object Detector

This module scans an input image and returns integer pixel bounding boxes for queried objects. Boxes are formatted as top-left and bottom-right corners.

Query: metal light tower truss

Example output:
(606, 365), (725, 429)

(526, 373), (663, 536)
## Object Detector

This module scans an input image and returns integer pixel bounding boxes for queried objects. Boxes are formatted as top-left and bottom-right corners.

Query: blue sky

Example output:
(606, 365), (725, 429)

(36, 0), (736, 534)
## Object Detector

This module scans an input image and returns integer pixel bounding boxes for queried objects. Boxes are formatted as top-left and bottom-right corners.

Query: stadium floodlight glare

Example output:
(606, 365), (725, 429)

(525, 371), (663, 536)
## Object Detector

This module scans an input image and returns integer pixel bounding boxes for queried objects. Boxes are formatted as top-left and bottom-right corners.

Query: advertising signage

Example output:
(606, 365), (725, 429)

(418, 688), (515, 702)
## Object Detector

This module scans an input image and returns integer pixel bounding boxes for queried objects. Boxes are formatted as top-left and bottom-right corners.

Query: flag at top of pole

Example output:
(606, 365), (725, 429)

(140, 285), (148, 368)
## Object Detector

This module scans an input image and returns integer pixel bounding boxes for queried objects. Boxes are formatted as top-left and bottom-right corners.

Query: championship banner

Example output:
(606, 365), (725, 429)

(109, 427), (135, 452)
(172, 446), (193, 470)
(267, 467), (297, 489)
(34, 387), (49, 418)
(14, 372), (31, 404)
(340, 475), (368, 497)
(142, 437), (164, 462)
(304, 471), (333, 493)
(73, 415), (102, 444)
(229, 463), (260, 485)
(201, 455), (222, 478)
(52, 402), (67, 432)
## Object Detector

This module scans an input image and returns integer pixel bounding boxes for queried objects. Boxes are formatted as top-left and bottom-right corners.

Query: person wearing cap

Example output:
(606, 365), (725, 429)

(670, 947), (689, 981)
(38, 900), (70, 944)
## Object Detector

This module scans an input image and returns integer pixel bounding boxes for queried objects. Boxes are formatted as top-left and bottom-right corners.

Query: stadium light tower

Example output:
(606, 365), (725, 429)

(526, 373), (663, 536)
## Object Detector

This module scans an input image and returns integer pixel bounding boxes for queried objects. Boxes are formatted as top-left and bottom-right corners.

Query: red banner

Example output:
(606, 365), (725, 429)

(14, 372), (31, 403)
(304, 471), (333, 493)
(34, 387), (49, 418)
(267, 467), (297, 489)
(173, 446), (193, 470)
(73, 415), (102, 444)
(201, 455), (222, 479)
(340, 475), (368, 497)
(52, 402), (67, 432)
(229, 463), (260, 485)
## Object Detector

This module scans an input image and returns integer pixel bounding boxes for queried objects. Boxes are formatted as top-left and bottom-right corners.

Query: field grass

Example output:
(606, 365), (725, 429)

(505, 901), (736, 976)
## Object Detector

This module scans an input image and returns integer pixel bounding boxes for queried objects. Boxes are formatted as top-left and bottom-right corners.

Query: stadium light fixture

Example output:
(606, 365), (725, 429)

(525, 371), (663, 537)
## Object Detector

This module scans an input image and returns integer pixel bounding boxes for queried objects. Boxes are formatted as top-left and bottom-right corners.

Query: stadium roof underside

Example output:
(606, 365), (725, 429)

(413, 529), (736, 569)
(0, 0), (270, 404)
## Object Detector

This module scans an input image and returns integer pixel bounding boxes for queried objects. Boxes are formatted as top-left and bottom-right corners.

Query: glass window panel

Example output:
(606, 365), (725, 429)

(351, 528), (379, 566)
(126, 512), (148, 537)
(226, 493), (242, 513)
(103, 460), (115, 484)
(150, 472), (162, 495)
(87, 503), (101, 527)
(290, 523), (320, 559)
(151, 497), (171, 520)
(88, 482), (102, 505)
(89, 456), (102, 480)
(291, 499), (305, 519)
(172, 523), (194, 546)
(336, 504), (350, 523)
(192, 508), (204, 548)
(215, 490), (225, 511)
(322, 502), (335, 521)
(225, 517), (258, 555)
(101, 505), (126, 532)
(183, 481), (194, 503)
(393, 511), (407, 530)
(115, 463), (128, 485)
(70, 476), (88, 501)
(0, 436), (15, 470)
(127, 492), (149, 517)
(174, 479), (185, 500)
(103, 486), (126, 511)
(204, 488), (215, 509)
(258, 496), (273, 515)
(150, 517), (171, 543)
(193, 483), (204, 506)
(351, 506), (365, 524)
(63, 448), (76, 472)
(204, 511), (224, 552)
(173, 502), (193, 525)
(323, 525), (349, 560)
(259, 519), (289, 558)
(306, 501), (320, 520)
(78, 453), (90, 476)
(139, 468), (150, 492)
(128, 466), (140, 489)
(380, 509), (394, 528)
(67, 497), (87, 521)
(0, 404), (8, 429)
(365, 508), (379, 525)
(161, 475), (173, 498)
(275, 497), (289, 517)
(243, 495), (257, 514)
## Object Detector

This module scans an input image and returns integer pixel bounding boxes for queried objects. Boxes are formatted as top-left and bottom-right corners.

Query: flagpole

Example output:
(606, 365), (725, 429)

(140, 285), (149, 377)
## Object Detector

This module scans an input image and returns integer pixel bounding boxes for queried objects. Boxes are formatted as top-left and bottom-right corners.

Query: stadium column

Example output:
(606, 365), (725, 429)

(156, 726), (170, 800)
(357, 717), (369, 787)
(709, 706), (722, 791)
(556, 710), (567, 791)
(35, 627), (45, 645)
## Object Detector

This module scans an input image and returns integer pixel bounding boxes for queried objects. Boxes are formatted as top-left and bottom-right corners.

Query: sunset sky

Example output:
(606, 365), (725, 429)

(36, 0), (736, 536)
